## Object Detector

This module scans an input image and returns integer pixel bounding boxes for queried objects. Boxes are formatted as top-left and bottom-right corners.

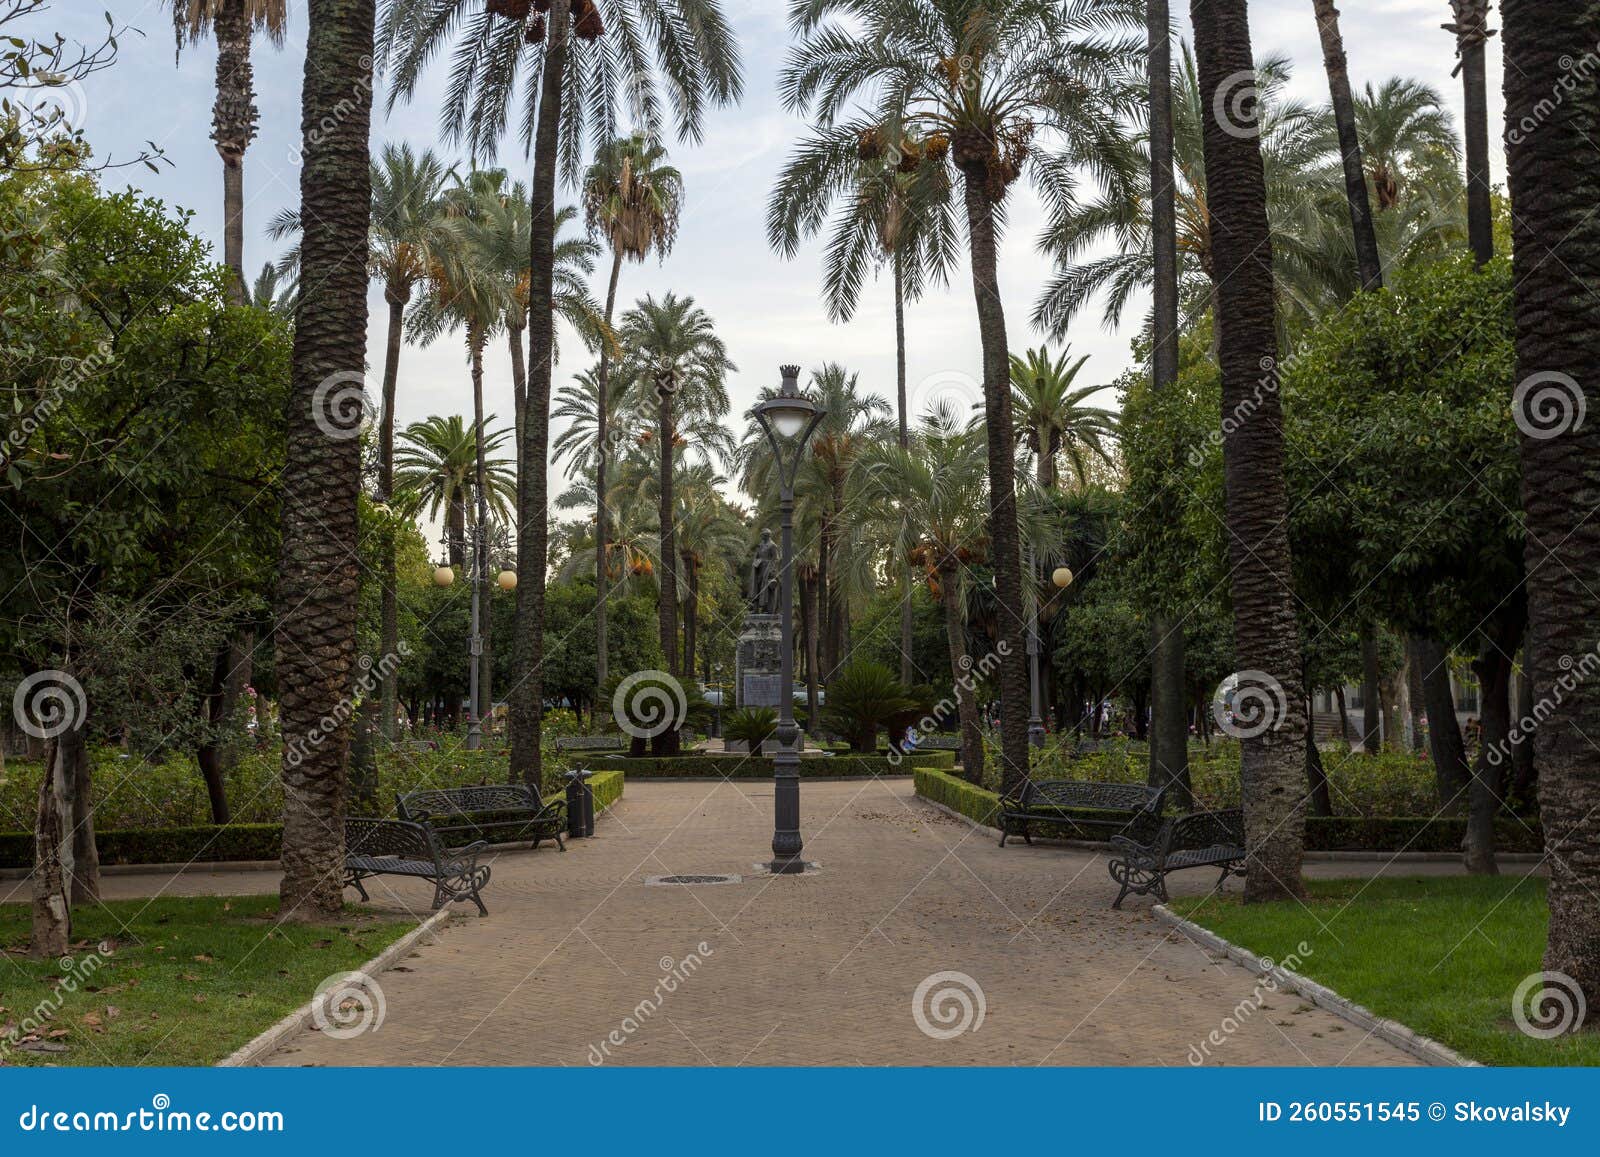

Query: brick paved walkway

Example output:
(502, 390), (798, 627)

(250, 778), (1416, 1067)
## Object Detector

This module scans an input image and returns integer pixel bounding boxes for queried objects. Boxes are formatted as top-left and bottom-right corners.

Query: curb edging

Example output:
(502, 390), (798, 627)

(1153, 904), (1480, 1068)
(216, 905), (456, 1068)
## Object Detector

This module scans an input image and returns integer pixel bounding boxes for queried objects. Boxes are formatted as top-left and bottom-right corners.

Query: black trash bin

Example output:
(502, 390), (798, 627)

(563, 768), (596, 838)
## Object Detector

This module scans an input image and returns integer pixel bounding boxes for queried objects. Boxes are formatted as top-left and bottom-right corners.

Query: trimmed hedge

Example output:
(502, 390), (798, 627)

(0, 771), (628, 871)
(591, 750), (951, 778)
(912, 768), (1545, 853)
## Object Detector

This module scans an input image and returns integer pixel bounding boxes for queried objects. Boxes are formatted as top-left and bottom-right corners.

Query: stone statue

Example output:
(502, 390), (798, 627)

(747, 529), (780, 615)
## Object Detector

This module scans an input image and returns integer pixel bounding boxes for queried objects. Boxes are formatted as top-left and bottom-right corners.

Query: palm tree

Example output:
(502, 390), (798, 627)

(1147, 0), (1191, 817)
(1503, 0), (1599, 1021)
(860, 406), (990, 781)
(1309, 0), (1382, 293)
(1035, 44), (1329, 336)
(616, 292), (734, 721)
(167, 0), (288, 304)
(1007, 347), (1117, 488)
(378, 0), (742, 790)
(248, 261), (294, 316)
(673, 463), (744, 677)
(394, 415), (518, 566)
(782, 0), (1143, 791)
(1444, 1), (1494, 264)
(582, 135), (684, 692)
(768, 123), (958, 683)
(1191, 0), (1307, 902)
(275, 0), (373, 921)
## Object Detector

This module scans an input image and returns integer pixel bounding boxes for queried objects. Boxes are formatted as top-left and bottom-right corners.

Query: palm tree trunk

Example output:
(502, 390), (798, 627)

(1450, 0), (1495, 266)
(895, 255), (914, 686)
(683, 558), (699, 678)
(1311, 0), (1383, 290)
(955, 164), (1029, 794)
(596, 246), (623, 691)
(448, 491), (466, 567)
(1191, 0), (1307, 902)
(276, 0), (372, 921)
(818, 522), (833, 676)
(657, 391), (678, 675)
(826, 475), (847, 679)
(508, 322), (526, 504)
(799, 567), (821, 728)
(941, 562), (984, 783)
(210, 0), (257, 306)
(509, 0), (570, 790)
(1148, 0), (1191, 813)
(379, 286), (407, 740)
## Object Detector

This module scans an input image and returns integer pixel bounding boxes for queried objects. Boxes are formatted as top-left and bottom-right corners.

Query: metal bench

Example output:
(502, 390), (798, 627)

(397, 783), (566, 852)
(998, 780), (1165, 848)
(1108, 807), (1245, 908)
(553, 735), (628, 753)
(343, 817), (492, 916)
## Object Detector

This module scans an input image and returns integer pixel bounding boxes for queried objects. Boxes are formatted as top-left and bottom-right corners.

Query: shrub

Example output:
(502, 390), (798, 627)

(820, 661), (929, 753)
(724, 707), (777, 753)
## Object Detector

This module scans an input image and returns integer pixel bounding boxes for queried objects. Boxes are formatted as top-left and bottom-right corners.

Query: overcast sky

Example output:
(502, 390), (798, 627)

(51, 0), (1503, 499)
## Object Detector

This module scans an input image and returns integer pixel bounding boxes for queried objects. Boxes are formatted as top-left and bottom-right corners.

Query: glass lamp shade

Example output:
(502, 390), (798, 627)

(497, 570), (518, 592)
(1052, 566), (1075, 589)
(770, 407), (809, 437)
(433, 565), (456, 588)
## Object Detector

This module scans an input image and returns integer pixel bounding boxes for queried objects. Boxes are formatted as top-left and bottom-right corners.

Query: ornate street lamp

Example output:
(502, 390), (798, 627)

(1027, 546), (1047, 748)
(753, 364), (826, 874)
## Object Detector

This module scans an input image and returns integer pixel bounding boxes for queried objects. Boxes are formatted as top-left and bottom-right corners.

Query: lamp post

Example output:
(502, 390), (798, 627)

(1050, 564), (1074, 736)
(1026, 546), (1046, 748)
(754, 364), (826, 874)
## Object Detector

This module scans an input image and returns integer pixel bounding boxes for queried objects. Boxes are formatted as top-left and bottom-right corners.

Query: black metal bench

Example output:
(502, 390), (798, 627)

(343, 817), (492, 915)
(1108, 807), (1245, 908)
(397, 784), (566, 852)
(998, 780), (1165, 848)
(553, 735), (627, 753)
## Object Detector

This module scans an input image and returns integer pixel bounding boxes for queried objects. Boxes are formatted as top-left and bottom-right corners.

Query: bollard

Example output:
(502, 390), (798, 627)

(563, 768), (595, 838)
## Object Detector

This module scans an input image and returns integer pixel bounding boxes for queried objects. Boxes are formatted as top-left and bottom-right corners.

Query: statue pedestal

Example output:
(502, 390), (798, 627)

(735, 614), (784, 710)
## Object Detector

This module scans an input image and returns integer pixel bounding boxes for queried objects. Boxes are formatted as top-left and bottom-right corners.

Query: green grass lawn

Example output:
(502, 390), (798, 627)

(0, 895), (415, 1066)
(1171, 875), (1599, 1066)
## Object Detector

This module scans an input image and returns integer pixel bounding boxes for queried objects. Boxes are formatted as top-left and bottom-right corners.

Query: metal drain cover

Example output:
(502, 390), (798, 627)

(645, 873), (743, 886)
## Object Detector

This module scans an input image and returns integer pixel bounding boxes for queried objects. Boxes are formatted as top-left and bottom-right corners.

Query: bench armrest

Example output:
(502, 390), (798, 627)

(435, 838), (488, 876)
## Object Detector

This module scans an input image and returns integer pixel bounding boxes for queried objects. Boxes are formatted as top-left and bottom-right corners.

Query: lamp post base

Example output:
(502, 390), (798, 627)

(767, 856), (808, 875)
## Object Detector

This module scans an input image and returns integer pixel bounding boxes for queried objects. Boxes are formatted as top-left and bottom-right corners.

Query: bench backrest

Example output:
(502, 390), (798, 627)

(397, 784), (542, 824)
(1021, 780), (1164, 814)
(1170, 807), (1244, 851)
(345, 817), (437, 864)
(553, 735), (628, 751)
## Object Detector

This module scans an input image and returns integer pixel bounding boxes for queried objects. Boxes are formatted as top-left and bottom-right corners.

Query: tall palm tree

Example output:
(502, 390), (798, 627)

(860, 406), (990, 780)
(1445, 0), (1494, 265)
(782, 0), (1143, 791)
(1191, 0), (1307, 902)
(768, 123), (958, 683)
(1147, 0), (1190, 815)
(167, 0), (288, 304)
(275, 0), (374, 921)
(1309, 0), (1382, 293)
(616, 292), (734, 723)
(268, 144), (457, 737)
(1503, 0), (1600, 1023)
(582, 135), (684, 692)
(1007, 347), (1117, 488)
(379, 0), (742, 790)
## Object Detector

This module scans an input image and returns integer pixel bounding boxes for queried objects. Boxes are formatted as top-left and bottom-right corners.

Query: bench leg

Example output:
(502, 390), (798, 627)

(555, 829), (566, 851)
(345, 873), (370, 902)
